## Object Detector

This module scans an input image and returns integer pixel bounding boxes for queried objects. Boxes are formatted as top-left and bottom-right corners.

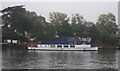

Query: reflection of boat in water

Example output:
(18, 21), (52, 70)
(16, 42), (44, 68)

(28, 37), (98, 51)
(28, 44), (98, 51)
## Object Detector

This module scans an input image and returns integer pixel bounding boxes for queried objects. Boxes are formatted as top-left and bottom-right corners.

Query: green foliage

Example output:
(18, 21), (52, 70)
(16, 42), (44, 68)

(86, 22), (100, 43)
(118, 28), (120, 36)
(2, 5), (27, 34)
(1, 5), (119, 46)
(49, 12), (73, 37)
(23, 12), (46, 40)
(2, 5), (46, 41)
(96, 13), (118, 34)
(2, 26), (29, 42)
(96, 13), (118, 45)
(45, 22), (56, 40)
(99, 32), (118, 46)
(71, 14), (87, 37)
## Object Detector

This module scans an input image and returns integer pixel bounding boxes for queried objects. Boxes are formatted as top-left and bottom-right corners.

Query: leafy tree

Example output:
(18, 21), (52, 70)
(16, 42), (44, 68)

(96, 13), (118, 34)
(27, 11), (46, 39)
(71, 13), (87, 37)
(49, 12), (73, 38)
(2, 5), (27, 34)
(118, 27), (120, 36)
(44, 22), (56, 40)
(85, 22), (100, 43)
(96, 13), (118, 45)
(2, 5), (46, 41)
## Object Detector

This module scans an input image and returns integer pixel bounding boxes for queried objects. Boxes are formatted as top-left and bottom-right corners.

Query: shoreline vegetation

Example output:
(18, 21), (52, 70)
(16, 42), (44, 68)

(1, 5), (119, 48)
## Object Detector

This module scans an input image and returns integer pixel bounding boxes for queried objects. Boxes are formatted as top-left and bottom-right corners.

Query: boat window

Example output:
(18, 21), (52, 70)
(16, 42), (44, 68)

(70, 45), (75, 47)
(64, 45), (68, 47)
(57, 45), (62, 47)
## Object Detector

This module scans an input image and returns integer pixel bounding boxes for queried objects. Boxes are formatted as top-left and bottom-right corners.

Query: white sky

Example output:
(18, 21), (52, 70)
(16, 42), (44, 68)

(0, 0), (119, 2)
(1, 1), (119, 24)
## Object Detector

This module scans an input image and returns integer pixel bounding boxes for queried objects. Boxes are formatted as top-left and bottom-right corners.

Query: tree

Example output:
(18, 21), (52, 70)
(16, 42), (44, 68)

(96, 13), (118, 45)
(27, 11), (46, 39)
(2, 5), (47, 41)
(44, 22), (56, 40)
(2, 5), (27, 34)
(2, 5), (30, 41)
(71, 13), (87, 37)
(118, 27), (120, 36)
(96, 13), (118, 34)
(87, 22), (101, 44)
(49, 12), (73, 38)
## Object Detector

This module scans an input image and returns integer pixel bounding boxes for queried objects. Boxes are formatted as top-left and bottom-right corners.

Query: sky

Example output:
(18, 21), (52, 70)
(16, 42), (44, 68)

(0, 0), (119, 2)
(1, 2), (118, 24)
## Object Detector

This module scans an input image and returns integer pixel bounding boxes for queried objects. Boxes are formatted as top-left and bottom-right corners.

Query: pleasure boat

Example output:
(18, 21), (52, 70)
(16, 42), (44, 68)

(28, 44), (98, 51)
(27, 37), (98, 51)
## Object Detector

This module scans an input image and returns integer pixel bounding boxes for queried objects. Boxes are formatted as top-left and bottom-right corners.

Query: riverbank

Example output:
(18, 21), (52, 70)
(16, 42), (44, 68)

(91, 43), (118, 49)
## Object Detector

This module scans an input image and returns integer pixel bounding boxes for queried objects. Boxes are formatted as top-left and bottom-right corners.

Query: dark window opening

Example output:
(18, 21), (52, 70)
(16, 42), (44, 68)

(70, 45), (75, 47)
(64, 45), (68, 47)
(57, 45), (62, 47)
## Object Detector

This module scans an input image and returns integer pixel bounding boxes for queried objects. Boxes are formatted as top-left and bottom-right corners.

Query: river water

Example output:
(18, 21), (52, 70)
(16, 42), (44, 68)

(2, 46), (119, 70)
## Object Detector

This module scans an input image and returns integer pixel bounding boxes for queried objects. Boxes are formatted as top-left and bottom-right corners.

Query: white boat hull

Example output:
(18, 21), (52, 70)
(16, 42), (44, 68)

(28, 47), (62, 51)
(28, 44), (98, 51)
(61, 47), (98, 51)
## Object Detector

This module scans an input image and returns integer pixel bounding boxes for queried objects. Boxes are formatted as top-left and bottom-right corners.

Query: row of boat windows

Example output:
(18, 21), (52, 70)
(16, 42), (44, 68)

(38, 45), (75, 47)
(57, 45), (75, 47)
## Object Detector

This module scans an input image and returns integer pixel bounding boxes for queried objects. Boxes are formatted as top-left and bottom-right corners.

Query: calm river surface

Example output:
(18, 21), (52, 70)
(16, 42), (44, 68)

(2, 46), (119, 69)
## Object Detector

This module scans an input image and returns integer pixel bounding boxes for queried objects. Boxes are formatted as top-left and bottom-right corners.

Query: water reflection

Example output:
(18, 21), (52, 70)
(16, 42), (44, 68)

(2, 48), (118, 69)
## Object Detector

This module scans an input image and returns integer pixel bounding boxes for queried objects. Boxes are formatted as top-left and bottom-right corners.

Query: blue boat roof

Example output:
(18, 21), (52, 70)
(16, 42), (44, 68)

(41, 40), (69, 44)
